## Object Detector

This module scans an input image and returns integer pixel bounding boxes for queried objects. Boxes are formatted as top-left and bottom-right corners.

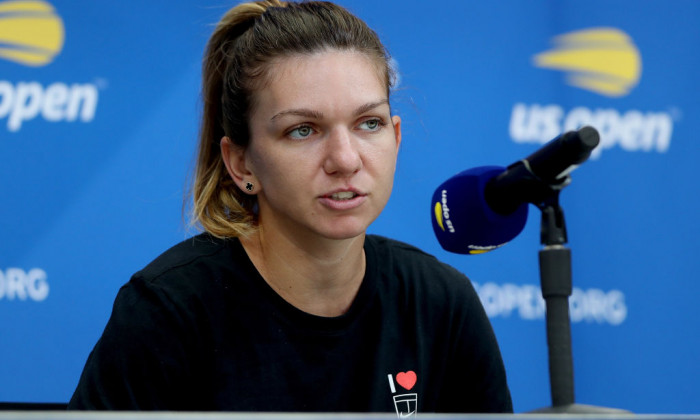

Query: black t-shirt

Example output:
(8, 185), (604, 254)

(68, 234), (512, 414)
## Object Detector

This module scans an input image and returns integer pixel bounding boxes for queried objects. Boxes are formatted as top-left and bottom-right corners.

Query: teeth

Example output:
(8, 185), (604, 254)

(331, 191), (356, 200)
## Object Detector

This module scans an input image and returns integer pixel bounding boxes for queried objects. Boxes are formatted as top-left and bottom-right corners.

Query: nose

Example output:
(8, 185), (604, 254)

(323, 127), (362, 176)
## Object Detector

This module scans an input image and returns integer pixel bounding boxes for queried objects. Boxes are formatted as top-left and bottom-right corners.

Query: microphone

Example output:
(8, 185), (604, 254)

(431, 166), (528, 254)
(431, 126), (599, 254)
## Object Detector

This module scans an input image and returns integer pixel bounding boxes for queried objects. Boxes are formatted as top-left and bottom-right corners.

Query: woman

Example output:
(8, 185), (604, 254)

(69, 0), (512, 414)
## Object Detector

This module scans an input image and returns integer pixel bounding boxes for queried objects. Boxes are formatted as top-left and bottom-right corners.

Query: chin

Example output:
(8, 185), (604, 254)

(310, 211), (382, 241)
(316, 221), (370, 241)
(320, 228), (366, 241)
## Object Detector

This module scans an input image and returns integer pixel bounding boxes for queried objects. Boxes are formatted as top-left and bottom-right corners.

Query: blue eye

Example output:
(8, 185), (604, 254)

(288, 125), (314, 139)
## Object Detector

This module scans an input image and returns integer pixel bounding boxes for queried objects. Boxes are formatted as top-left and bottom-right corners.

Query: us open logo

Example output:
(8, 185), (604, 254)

(533, 27), (641, 98)
(0, 0), (100, 132)
(0, 0), (64, 66)
(510, 27), (677, 158)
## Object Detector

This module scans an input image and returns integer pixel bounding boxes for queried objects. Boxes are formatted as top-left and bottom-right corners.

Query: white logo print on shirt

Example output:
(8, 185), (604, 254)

(387, 371), (418, 418)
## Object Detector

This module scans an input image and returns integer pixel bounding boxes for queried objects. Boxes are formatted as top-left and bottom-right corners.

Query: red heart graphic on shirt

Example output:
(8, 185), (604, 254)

(396, 371), (417, 390)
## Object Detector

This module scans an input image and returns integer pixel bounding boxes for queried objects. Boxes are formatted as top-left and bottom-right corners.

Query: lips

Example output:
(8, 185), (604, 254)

(322, 187), (365, 200)
(330, 191), (358, 200)
(319, 188), (367, 210)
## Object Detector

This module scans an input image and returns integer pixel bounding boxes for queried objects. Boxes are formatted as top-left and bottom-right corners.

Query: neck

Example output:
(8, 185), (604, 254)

(240, 227), (367, 317)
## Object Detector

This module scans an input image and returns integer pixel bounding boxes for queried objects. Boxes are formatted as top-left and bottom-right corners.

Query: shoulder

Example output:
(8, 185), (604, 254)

(115, 233), (248, 311)
(365, 234), (473, 298)
(107, 233), (246, 333)
(366, 234), (467, 278)
(137, 233), (232, 278)
(130, 233), (242, 288)
(365, 234), (437, 262)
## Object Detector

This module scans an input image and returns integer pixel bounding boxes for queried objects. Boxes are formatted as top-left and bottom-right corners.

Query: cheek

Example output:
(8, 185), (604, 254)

(248, 145), (310, 192)
(368, 141), (399, 174)
(247, 143), (280, 179)
(380, 144), (400, 191)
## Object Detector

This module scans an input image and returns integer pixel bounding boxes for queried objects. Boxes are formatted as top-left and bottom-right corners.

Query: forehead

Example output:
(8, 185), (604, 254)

(251, 50), (389, 115)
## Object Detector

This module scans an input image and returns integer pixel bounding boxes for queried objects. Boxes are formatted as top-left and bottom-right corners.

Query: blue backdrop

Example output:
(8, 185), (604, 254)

(1, 0), (698, 414)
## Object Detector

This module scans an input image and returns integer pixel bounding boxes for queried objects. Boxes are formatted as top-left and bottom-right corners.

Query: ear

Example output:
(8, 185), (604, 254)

(391, 115), (402, 153)
(220, 136), (258, 194)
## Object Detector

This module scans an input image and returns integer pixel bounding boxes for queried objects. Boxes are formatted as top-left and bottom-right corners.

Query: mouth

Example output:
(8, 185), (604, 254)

(329, 191), (359, 201)
(319, 189), (367, 209)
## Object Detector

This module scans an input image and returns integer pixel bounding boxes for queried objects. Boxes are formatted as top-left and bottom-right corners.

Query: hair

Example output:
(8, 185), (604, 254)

(189, 0), (394, 238)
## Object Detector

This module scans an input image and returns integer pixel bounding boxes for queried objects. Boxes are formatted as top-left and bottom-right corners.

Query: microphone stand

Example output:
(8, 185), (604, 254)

(530, 189), (629, 414)
(479, 126), (629, 412)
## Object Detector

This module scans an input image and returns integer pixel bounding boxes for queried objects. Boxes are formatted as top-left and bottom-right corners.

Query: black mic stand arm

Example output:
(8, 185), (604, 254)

(538, 192), (575, 409)
(532, 174), (629, 414)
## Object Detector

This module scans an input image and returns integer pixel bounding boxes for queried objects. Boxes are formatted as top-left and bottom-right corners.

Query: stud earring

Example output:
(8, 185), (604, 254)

(245, 182), (254, 192)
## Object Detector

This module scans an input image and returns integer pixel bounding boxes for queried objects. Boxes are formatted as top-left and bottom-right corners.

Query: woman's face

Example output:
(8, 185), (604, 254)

(234, 50), (401, 242)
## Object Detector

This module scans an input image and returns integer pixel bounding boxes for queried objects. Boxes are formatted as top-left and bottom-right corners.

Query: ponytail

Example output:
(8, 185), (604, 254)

(191, 1), (286, 238)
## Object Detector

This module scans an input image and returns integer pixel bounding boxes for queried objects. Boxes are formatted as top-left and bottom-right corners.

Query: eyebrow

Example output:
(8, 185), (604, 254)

(270, 99), (390, 122)
(353, 99), (390, 116)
